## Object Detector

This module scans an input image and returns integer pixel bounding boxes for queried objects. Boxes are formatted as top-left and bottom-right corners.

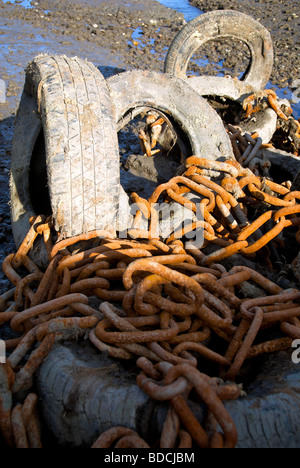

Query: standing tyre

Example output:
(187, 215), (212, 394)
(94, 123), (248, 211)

(164, 10), (274, 91)
(10, 55), (122, 265)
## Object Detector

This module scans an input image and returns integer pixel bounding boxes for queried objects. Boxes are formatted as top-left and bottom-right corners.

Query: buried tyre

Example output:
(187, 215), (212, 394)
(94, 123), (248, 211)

(37, 343), (300, 448)
(10, 55), (122, 266)
(164, 10), (274, 91)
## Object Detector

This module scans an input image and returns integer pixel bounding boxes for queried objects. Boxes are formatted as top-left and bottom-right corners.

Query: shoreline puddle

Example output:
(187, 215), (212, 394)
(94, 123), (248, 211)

(156, 0), (202, 21)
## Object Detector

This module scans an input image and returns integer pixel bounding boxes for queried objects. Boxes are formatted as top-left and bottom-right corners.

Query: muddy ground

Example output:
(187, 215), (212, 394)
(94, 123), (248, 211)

(0, 0), (299, 294)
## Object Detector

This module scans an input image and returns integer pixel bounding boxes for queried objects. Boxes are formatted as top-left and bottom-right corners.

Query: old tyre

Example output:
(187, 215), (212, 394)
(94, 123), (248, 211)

(164, 11), (274, 91)
(10, 55), (122, 265)
(37, 344), (300, 448)
(37, 342), (148, 448)
(107, 69), (234, 162)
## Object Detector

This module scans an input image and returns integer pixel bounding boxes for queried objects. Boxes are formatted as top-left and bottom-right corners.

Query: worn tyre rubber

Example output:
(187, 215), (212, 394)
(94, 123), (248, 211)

(107, 69), (234, 162)
(185, 75), (255, 103)
(37, 343), (148, 448)
(37, 344), (300, 448)
(164, 11), (274, 91)
(10, 54), (121, 265)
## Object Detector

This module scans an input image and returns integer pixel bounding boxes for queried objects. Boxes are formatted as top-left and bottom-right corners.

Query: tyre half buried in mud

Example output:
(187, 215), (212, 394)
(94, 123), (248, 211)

(164, 10), (274, 92)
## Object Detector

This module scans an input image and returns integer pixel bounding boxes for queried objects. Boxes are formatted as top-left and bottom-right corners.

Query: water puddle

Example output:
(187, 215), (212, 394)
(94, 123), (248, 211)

(156, 0), (202, 22)
(2, 0), (34, 8)
(129, 26), (156, 54)
(1, 0), (50, 13)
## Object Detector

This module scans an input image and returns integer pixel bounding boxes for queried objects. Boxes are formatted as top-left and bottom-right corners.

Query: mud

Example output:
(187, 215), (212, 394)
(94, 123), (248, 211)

(0, 0), (299, 295)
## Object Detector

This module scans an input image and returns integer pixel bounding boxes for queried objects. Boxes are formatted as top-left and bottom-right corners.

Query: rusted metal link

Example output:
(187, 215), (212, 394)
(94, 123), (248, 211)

(30, 255), (63, 307)
(0, 288), (16, 312)
(177, 429), (193, 449)
(35, 316), (99, 342)
(172, 342), (230, 367)
(247, 183), (295, 206)
(201, 241), (248, 265)
(20, 393), (42, 448)
(11, 404), (29, 448)
(280, 320), (300, 339)
(123, 259), (203, 304)
(55, 242), (138, 273)
(225, 308), (264, 381)
(12, 216), (45, 269)
(14, 272), (44, 308)
(136, 356), (161, 380)
(222, 266), (282, 295)
(91, 427), (137, 448)
(12, 333), (56, 395)
(51, 230), (115, 258)
(164, 365), (238, 448)
(137, 372), (189, 401)
(10, 293), (89, 332)
(148, 176), (215, 211)
(3, 254), (39, 303)
(160, 405), (181, 448)
(169, 328), (211, 345)
(166, 221), (215, 244)
(89, 328), (134, 360)
(135, 275), (199, 317)
(169, 262), (222, 278)
(192, 273), (241, 309)
(114, 434), (150, 448)
(185, 157), (239, 178)
(247, 337), (293, 358)
(95, 318), (179, 344)
(171, 394), (209, 448)
(240, 291), (300, 323)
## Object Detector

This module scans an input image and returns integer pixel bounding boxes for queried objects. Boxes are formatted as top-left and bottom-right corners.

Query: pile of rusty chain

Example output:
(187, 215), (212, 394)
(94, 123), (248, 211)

(130, 155), (300, 269)
(236, 89), (300, 160)
(1, 201), (300, 448)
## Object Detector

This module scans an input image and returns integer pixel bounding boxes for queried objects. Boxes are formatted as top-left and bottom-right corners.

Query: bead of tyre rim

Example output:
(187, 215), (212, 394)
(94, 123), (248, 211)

(164, 10), (274, 91)
(107, 69), (235, 163)
(10, 55), (123, 267)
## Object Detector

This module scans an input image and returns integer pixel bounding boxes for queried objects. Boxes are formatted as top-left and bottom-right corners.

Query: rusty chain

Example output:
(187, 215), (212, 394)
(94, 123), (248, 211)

(1, 203), (300, 448)
(238, 89), (300, 158)
(129, 155), (300, 267)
